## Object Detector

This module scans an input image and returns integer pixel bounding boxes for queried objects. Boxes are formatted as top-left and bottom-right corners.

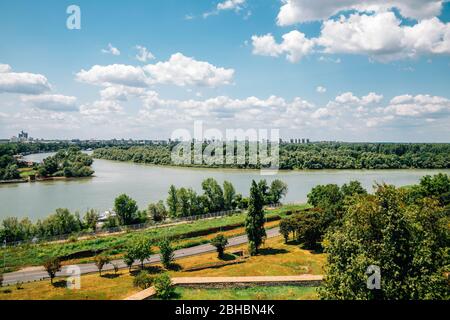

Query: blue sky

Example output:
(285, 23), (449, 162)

(0, 0), (450, 142)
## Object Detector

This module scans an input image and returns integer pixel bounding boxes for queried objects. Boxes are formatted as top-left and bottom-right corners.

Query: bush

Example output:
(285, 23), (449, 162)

(133, 270), (153, 290)
(153, 273), (174, 299)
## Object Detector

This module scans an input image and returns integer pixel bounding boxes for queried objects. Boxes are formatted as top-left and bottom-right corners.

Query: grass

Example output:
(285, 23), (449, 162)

(18, 168), (36, 178)
(0, 235), (325, 300)
(172, 286), (319, 300)
(2, 204), (306, 272)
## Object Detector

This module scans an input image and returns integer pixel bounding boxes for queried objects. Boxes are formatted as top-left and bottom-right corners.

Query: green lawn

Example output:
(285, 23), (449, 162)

(172, 286), (319, 300)
(1, 204), (307, 271)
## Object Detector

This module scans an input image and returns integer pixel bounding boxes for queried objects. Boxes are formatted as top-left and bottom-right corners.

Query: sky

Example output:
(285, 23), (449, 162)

(0, 0), (450, 142)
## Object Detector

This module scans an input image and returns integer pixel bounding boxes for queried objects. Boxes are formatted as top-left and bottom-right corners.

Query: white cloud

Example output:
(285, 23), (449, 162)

(102, 43), (121, 56)
(217, 0), (245, 11)
(0, 66), (51, 94)
(254, 11), (450, 63)
(79, 99), (124, 116)
(384, 94), (450, 117)
(317, 12), (450, 62)
(277, 0), (445, 25)
(99, 85), (146, 101)
(251, 30), (314, 62)
(316, 86), (327, 93)
(21, 94), (77, 112)
(135, 45), (155, 63)
(143, 53), (234, 87)
(76, 64), (149, 88)
(0, 64), (12, 73)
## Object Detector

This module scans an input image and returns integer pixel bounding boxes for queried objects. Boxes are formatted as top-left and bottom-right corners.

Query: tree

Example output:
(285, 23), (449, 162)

(112, 263), (119, 275)
(245, 180), (266, 255)
(269, 179), (288, 204)
(43, 257), (61, 284)
(148, 201), (168, 222)
(257, 180), (270, 205)
(128, 236), (153, 269)
(211, 234), (228, 259)
(223, 181), (236, 210)
(94, 254), (110, 276)
(83, 209), (98, 230)
(202, 178), (224, 212)
(0, 273), (3, 287)
(294, 211), (324, 249)
(114, 194), (138, 225)
(279, 219), (291, 243)
(320, 184), (449, 300)
(177, 187), (191, 217)
(123, 252), (135, 273)
(159, 238), (175, 269)
(341, 181), (367, 198)
(153, 273), (174, 299)
(167, 185), (178, 218)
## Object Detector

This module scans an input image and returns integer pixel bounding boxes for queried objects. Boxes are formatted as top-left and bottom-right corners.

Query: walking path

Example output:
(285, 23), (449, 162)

(125, 275), (324, 300)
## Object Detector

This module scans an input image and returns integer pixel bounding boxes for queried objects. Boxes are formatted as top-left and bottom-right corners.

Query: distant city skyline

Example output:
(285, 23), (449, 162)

(1, 1), (450, 142)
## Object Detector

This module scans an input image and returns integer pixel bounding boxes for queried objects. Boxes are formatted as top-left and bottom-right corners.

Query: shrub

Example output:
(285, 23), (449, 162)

(153, 273), (174, 299)
(43, 257), (61, 284)
(133, 270), (153, 290)
(94, 254), (111, 276)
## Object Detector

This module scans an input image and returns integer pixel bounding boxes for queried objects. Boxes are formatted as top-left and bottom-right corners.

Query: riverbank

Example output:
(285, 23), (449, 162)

(0, 175), (94, 185)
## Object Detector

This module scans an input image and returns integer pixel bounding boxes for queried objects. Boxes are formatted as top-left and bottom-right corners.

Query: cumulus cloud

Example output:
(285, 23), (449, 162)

(75, 64), (149, 88)
(316, 86), (327, 93)
(0, 64), (12, 73)
(317, 12), (450, 62)
(383, 94), (450, 117)
(135, 45), (155, 63)
(143, 53), (234, 87)
(102, 43), (121, 56)
(79, 99), (124, 116)
(21, 94), (78, 112)
(0, 65), (51, 94)
(217, 0), (245, 11)
(253, 11), (450, 63)
(277, 0), (445, 25)
(251, 30), (315, 62)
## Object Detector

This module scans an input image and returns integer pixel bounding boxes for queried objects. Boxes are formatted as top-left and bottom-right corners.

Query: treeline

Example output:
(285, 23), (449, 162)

(0, 178), (288, 243)
(37, 147), (94, 178)
(93, 142), (450, 169)
(279, 173), (450, 300)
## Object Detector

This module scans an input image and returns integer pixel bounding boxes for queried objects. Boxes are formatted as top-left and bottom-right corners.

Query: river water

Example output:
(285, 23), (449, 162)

(0, 152), (448, 221)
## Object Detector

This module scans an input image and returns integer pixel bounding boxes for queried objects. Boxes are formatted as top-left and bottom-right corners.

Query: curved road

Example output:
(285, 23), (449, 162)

(2, 228), (280, 286)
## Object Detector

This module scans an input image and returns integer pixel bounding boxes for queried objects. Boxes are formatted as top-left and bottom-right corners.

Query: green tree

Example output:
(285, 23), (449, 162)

(148, 201), (167, 222)
(202, 178), (224, 212)
(167, 185), (178, 218)
(158, 238), (175, 269)
(128, 236), (153, 269)
(114, 194), (138, 225)
(83, 209), (98, 230)
(94, 254), (110, 276)
(341, 181), (367, 198)
(43, 257), (61, 284)
(177, 187), (191, 217)
(245, 180), (266, 255)
(210, 234), (229, 259)
(269, 179), (288, 204)
(153, 273), (174, 300)
(320, 184), (449, 300)
(257, 180), (270, 205)
(223, 181), (236, 210)
(123, 252), (135, 273)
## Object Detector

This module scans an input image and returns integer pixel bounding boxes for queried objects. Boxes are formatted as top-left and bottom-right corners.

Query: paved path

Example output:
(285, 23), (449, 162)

(125, 275), (324, 300)
(2, 228), (280, 286)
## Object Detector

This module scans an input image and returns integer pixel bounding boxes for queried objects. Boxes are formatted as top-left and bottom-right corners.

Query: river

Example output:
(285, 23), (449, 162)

(0, 152), (448, 221)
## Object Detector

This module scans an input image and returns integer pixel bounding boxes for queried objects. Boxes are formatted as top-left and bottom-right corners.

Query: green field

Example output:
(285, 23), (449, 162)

(171, 286), (319, 300)
(1, 204), (306, 271)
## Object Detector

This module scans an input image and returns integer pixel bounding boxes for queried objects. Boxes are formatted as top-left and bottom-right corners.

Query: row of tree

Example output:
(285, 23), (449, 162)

(0, 178), (288, 243)
(37, 147), (94, 178)
(93, 142), (450, 169)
